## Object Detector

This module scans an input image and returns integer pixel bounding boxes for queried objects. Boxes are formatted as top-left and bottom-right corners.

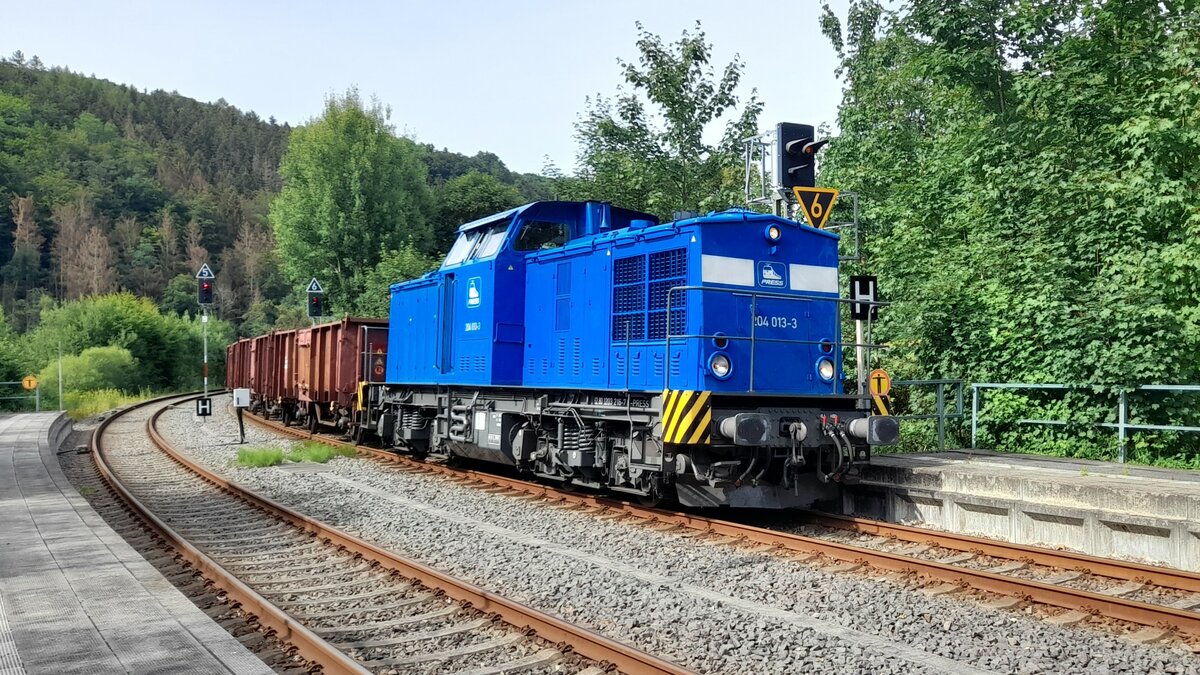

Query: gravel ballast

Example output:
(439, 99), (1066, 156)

(161, 397), (1200, 675)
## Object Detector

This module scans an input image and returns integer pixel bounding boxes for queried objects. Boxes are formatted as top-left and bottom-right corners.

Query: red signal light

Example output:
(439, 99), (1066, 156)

(198, 277), (215, 305)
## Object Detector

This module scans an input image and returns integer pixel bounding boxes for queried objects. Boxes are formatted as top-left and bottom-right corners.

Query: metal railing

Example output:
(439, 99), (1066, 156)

(0, 381), (40, 411)
(890, 379), (965, 450)
(970, 383), (1200, 463)
(665, 285), (889, 393)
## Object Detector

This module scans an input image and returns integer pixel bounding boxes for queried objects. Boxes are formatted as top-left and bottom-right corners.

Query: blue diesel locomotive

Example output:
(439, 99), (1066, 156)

(362, 200), (898, 508)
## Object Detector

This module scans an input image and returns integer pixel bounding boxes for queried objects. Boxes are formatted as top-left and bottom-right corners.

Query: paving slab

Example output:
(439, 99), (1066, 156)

(0, 412), (273, 675)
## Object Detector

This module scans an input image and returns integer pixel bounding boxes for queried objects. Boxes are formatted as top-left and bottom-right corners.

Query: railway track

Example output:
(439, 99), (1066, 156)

(241, 405), (1200, 643)
(92, 394), (690, 675)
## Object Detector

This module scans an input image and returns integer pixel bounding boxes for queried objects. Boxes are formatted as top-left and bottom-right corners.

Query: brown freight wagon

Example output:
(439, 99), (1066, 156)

(248, 333), (270, 405)
(293, 317), (388, 436)
(264, 329), (298, 419)
(226, 338), (251, 390)
(231, 329), (294, 420)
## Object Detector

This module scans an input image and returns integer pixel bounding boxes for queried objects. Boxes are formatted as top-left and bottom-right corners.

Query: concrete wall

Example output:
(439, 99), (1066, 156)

(844, 453), (1200, 572)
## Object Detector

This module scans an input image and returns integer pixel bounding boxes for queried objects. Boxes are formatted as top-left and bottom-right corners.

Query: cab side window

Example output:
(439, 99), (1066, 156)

(515, 221), (570, 251)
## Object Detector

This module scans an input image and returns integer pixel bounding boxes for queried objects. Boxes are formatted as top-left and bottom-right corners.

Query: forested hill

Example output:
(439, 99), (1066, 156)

(0, 55), (550, 333)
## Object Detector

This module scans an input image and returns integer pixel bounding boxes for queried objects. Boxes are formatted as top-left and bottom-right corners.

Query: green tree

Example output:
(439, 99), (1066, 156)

(567, 21), (762, 220)
(354, 246), (437, 317)
(819, 0), (1200, 463)
(432, 170), (522, 250)
(270, 89), (433, 312)
(0, 306), (23, 383)
(159, 273), (199, 316)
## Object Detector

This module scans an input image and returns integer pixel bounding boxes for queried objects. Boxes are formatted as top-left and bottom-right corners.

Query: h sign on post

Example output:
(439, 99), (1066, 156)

(849, 275), (878, 321)
(196, 397), (212, 417)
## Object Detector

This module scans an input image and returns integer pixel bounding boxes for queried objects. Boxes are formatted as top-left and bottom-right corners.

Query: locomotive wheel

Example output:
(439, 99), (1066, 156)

(636, 492), (662, 507)
(351, 424), (365, 445)
(636, 479), (663, 507)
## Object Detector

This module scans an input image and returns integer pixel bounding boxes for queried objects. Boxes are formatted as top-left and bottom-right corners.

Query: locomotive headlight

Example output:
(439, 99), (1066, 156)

(709, 352), (733, 380)
(764, 224), (782, 243)
(816, 357), (835, 382)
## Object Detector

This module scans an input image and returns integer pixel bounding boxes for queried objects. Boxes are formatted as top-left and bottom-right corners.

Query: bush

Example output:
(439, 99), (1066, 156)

(22, 293), (235, 391)
(39, 346), (139, 408)
(62, 388), (152, 420)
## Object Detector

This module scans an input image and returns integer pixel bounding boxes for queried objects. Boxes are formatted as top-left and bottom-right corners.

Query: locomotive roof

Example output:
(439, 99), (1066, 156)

(454, 201), (835, 240)
(455, 201), (661, 233)
(456, 204), (530, 232)
(665, 208), (839, 240)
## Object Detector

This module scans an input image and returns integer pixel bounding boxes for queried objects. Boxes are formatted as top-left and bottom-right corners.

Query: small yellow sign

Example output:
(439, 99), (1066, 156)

(868, 368), (892, 397)
(793, 186), (840, 229)
(21, 374), (37, 391)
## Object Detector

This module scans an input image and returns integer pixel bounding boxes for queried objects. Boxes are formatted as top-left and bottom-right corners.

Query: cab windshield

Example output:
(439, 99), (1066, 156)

(441, 218), (512, 267)
(443, 230), (480, 266)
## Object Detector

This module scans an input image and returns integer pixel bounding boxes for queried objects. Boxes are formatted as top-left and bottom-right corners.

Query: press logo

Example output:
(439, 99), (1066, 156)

(757, 262), (786, 288)
(467, 277), (482, 308)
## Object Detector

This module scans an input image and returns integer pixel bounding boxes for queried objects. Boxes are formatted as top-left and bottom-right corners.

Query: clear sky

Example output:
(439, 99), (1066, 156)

(2, 0), (850, 175)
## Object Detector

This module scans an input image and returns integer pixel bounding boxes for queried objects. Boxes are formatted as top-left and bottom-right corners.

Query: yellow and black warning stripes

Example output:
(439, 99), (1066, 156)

(661, 389), (712, 444)
(871, 393), (892, 416)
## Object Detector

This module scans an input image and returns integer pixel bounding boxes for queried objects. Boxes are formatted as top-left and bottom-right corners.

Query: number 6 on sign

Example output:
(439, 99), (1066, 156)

(793, 186), (839, 229)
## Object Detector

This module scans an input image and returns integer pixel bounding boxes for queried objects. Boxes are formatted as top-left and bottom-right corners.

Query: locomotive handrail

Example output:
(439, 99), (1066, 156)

(664, 284), (890, 392)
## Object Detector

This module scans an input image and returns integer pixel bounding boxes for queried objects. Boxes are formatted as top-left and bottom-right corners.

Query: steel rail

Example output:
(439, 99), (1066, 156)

(158, 397), (691, 675)
(798, 512), (1200, 594)
(242, 408), (1200, 638)
(91, 394), (369, 675)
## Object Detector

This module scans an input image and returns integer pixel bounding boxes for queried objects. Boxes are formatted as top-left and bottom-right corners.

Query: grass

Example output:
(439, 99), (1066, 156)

(284, 440), (356, 464)
(236, 446), (284, 467)
(63, 388), (156, 420)
(234, 441), (353, 468)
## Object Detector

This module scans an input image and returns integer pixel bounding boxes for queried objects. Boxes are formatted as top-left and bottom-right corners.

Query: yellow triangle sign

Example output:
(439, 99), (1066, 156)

(793, 187), (840, 229)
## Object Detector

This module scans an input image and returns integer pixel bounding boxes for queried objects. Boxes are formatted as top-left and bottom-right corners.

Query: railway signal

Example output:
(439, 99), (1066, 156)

(849, 275), (881, 411)
(195, 264), (215, 413)
(776, 123), (828, 189)
(196, 263), (215, 305)
(307, 278), (324, 318)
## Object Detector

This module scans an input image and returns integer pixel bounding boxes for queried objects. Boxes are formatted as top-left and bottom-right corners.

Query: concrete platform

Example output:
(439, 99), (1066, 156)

(844, 450), (1200, 571)
(0, 412), (273, 675)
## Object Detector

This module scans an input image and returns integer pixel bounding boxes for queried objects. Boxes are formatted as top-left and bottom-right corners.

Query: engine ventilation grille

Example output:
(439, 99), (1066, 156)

(612, 249), (687, 342)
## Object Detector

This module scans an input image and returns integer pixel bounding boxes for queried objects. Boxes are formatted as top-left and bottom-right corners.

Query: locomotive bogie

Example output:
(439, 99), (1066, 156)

(362, 383), (886, 508)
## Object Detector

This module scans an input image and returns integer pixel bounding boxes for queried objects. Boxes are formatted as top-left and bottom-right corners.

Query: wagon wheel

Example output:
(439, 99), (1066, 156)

(307, 406), (319, 434)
